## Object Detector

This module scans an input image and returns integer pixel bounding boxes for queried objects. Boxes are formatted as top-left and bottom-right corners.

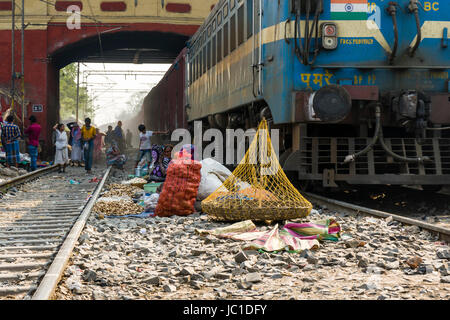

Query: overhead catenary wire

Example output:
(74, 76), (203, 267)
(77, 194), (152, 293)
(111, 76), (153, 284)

(85, 0), (106, 71)
(11, 0), (15, 112)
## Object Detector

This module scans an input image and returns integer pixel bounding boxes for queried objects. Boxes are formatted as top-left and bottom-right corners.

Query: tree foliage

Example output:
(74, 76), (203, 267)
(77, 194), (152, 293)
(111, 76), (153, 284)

(59, 63), (95, 121)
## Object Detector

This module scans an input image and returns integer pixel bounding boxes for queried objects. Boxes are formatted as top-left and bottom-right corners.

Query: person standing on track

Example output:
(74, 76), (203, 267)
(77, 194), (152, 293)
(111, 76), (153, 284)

(126, 129), (133, 150)
(1, 115), (21, 169)
(113, 121), (125, 153)
(94, 128), (106, 163)
(104, 125), (114, 147)
(81, 118), (96, 174)
(24, 115), (41, 172)
(53, 123), (69, 173)
(70, 123), (83, 167)
(135, 124), (168, 171)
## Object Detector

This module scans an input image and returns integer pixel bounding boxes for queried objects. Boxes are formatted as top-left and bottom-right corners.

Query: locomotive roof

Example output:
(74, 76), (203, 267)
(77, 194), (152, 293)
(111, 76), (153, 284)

(189, 0), (229, 48)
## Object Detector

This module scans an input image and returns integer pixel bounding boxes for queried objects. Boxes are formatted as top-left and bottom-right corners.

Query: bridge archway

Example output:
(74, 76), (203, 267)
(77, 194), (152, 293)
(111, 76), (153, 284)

(43, 29), (191, 157)
(0, 0), (217, 159)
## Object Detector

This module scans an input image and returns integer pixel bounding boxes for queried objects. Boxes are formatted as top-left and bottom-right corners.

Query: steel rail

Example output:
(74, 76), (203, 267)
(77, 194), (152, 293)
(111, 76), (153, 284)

(32, 167), (111, 300)
(304, 192), (450, 242)
(0, 165), (58, 194)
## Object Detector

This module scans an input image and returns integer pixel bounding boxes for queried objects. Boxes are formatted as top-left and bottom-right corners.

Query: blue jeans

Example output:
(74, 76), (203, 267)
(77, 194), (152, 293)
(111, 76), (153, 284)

(28, 145), (38, 171)
(5, 140), (20, 165)
(137, 149), (152, 163)
(83, 140), (94, 171)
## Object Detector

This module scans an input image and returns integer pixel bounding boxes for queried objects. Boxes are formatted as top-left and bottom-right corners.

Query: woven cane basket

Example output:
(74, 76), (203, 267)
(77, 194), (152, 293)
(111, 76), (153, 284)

(201, 119), (312, 222)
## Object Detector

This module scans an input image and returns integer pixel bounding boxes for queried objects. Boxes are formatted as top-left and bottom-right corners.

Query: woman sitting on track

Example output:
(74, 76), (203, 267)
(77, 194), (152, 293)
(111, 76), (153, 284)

(106, 141), (126, 170)
(148, 144), (173, 182)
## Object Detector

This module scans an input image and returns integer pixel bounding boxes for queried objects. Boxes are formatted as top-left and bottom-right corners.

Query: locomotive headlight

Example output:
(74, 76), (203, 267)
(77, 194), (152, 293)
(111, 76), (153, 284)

(323, 37), (337, 49)
(322, 23), (338, 50)
(324, 24), (336, 37)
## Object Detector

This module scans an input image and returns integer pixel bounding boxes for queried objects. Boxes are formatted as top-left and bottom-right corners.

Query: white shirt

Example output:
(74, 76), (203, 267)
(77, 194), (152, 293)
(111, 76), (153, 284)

(139, 131), (153, 150)
(55, 130), (68, 150)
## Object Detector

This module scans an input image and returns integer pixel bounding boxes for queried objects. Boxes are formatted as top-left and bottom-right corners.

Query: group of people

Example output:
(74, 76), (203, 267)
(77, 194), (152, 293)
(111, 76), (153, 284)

(1, 114), (41, 171)
(1, 113), (173, 181)
(53, 118), (97, 174)
(55, 119), (131, 173)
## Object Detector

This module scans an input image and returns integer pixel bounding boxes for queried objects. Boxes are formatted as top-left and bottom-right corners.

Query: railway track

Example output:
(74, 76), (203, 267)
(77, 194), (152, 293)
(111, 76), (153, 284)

(0, 166), (111, 299)
(1, 163), (448, 300)
(304, 191), (450, 243)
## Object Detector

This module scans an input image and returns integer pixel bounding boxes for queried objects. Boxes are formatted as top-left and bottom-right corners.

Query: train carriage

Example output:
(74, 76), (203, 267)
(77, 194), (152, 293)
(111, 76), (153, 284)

(148, 0), (450, 190)
(143, 48), (188, 136)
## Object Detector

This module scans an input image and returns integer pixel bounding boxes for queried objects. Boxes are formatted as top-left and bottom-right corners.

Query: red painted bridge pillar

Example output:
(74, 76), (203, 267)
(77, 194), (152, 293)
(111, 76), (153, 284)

(0, 29), (56, 158)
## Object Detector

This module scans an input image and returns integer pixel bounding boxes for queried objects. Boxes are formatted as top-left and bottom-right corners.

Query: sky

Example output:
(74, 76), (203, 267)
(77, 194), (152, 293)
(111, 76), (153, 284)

(79, 63), (171, 127)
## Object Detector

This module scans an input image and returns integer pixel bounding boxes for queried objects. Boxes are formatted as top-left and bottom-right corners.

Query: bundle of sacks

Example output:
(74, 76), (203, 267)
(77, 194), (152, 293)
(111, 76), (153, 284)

(155, 146), (202, 217)
(155, 147), (232, 216)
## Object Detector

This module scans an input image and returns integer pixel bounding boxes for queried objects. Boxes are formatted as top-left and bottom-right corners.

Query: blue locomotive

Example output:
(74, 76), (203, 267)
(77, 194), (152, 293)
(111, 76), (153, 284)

(182, 0), (450, 190)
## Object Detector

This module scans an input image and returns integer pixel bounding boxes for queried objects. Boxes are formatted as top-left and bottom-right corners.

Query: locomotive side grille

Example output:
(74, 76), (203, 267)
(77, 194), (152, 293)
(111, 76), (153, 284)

(299, 137), (450, 177)
(440, 140), (450, 174)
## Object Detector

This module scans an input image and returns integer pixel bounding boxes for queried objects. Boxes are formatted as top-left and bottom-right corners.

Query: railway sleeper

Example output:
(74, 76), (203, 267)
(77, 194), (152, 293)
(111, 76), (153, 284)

(0, 219), (76, 223)
(0, 224), (73, 231)
(0, 261), (49, 271)
(0, 233), (64, 239)
(0, 285), (37, 297)
(0, 271), (44, 281)
(0, 252), (56, 260)
(0, 239), (64, 245)
(0, 245), (58, 252)
(0, 228), (70, 234)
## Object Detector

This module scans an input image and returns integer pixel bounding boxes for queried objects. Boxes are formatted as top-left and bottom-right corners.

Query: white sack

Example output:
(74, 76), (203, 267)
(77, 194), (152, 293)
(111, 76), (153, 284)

(197, 158), (232, 200)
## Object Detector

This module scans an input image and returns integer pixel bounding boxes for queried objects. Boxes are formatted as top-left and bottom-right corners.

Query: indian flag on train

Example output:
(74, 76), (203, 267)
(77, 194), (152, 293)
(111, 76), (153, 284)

(331, 0), (368, 20)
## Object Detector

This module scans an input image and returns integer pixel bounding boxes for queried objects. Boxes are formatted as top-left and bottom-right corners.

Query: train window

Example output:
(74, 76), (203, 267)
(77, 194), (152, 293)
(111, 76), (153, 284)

(223, 3), (228, 17)
(195, 51), (202, 80)
(199, 50), (203, 77)
(212, 35), (217, 67)
(238, 5), (244, 46)
(196, 55), (199, 81)
(189, 59), (192, 85)
(207, 41), (211, 70)
(217, 29), (223, 63)
(192, 56), (195, 83)
(217, 11), (222, 25)
(193, 53), (197, 81)
(230, 0), (235, 10)
(196, 55), (199, 82)
(223, 22), (229, 57)
(247, 0), (253, 39)
(203, 46), (207, 74)
(230, 14), (236, 52)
